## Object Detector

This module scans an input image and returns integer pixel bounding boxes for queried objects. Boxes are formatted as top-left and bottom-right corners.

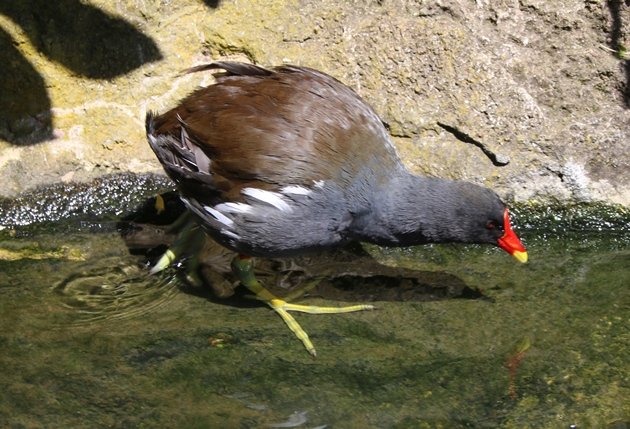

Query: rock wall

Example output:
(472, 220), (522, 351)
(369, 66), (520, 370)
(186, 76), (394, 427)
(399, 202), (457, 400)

(1, 0), (628, 205)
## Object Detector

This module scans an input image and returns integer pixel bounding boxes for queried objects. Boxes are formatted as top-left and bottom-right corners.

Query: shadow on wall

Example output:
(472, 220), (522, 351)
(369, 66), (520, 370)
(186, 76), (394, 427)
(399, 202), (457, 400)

(0, 26), (52, 145)
(0, 0), (222, 146)
(607, 0), (630, 108)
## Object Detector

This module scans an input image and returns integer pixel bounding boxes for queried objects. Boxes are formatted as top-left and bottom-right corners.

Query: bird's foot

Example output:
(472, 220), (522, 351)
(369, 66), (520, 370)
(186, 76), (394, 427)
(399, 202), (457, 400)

(265, 297), (374, 356)
(231, 256), (375, 356)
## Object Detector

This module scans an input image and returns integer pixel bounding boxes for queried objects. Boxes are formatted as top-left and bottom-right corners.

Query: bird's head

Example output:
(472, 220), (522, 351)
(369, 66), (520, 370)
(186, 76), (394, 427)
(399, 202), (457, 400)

(443, 183), (528, 263)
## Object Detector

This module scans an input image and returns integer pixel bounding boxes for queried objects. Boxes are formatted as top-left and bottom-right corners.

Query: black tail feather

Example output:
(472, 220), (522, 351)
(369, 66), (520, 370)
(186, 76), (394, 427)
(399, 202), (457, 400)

(181, 61), (272, 77)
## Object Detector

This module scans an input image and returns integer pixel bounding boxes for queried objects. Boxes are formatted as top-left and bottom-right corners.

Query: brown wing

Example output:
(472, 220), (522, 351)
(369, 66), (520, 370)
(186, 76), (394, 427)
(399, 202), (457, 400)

(148, 62), (400, 203)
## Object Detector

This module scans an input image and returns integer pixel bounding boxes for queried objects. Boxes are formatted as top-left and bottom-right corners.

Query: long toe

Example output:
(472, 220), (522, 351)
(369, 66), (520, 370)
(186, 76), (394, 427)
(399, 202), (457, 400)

(232, 254), (375, 356)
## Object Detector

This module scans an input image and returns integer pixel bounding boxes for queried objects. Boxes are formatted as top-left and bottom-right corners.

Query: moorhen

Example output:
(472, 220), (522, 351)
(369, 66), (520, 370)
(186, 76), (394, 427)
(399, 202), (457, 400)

(146, 61), (527, 355)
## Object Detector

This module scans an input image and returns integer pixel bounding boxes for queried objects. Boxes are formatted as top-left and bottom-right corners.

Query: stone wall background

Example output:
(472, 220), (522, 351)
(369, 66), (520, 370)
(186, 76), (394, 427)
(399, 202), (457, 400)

(1, 0), (628, 205)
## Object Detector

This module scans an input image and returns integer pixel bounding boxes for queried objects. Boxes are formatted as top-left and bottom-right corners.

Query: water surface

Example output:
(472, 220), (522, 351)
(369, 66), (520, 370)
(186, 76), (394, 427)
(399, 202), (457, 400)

(0, 180), (628, 428)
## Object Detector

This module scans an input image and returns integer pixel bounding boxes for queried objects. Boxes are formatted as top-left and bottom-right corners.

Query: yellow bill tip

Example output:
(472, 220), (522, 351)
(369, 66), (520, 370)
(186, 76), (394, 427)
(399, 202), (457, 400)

(512, 250), (528, 263)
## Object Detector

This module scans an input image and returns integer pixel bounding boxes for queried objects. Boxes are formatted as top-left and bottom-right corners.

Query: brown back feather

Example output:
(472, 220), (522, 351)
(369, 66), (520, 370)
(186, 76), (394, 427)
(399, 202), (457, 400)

(150, 63), (400, 202)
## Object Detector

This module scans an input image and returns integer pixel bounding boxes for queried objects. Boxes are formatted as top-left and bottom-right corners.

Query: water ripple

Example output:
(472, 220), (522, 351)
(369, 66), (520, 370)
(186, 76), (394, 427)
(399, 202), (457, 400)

(51, 256), (178, 326)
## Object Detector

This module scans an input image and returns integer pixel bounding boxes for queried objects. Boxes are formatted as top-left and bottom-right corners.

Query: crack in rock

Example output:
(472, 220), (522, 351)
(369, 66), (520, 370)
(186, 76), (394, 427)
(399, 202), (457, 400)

(437, 122), (510, 167)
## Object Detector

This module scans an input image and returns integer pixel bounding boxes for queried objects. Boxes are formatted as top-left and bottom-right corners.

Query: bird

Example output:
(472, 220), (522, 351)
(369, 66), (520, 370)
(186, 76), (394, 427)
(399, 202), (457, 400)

(145, 61), (528, 356)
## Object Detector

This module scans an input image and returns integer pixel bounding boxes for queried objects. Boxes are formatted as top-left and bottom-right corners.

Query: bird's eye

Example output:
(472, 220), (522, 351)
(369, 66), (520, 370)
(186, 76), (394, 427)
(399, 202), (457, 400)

(486, 220), (498, 230)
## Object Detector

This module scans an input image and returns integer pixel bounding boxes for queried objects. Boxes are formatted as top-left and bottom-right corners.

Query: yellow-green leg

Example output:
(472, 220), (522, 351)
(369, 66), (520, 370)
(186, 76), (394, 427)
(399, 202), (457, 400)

(231, 256), (375, 356)
(149, 213), (204, 286)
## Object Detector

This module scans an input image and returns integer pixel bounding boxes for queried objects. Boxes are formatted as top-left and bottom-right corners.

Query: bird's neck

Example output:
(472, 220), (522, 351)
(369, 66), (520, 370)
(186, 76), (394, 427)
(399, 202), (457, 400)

(348, 172), (467, 246)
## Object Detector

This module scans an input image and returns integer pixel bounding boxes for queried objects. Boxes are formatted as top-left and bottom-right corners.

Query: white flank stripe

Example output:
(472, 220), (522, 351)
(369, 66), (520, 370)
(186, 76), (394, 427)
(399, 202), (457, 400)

(203, 205), (234, 226)
(221, 229), (240, 240)
(215, 202), (252, 214)
(242, 188), (292, 212)
(281, 185), (311, 196)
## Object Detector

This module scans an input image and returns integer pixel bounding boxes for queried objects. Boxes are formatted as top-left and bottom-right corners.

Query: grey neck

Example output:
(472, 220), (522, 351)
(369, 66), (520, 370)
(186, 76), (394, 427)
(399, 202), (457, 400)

(347, 173), (484, 246)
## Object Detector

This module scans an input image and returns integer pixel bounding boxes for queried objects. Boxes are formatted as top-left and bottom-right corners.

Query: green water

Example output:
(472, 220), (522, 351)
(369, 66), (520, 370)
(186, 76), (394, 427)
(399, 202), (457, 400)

(0, 177), (628, 428)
